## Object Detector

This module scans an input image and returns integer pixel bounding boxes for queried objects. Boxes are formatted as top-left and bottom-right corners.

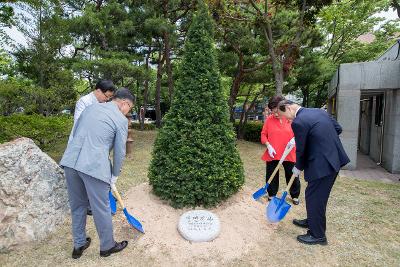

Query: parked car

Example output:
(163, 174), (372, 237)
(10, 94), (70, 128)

(60, 109), (72, 115)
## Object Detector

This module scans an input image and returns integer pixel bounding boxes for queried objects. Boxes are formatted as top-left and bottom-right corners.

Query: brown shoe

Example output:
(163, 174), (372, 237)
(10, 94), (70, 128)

(72, 237), (91, 259)
(100, 241), (128, 257)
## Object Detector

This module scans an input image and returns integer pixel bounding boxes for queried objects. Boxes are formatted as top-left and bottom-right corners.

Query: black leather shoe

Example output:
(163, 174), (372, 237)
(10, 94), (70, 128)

(293, 218), (309, 228)
(297, 231), (327, 245)
(72, 237), (91, 259)
(100, 241), (128, 257)
(292, 198), (300, 205)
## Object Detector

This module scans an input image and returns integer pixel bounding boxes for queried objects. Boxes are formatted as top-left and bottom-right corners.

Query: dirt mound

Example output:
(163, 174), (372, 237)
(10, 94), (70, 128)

(123, 183), (275, 263)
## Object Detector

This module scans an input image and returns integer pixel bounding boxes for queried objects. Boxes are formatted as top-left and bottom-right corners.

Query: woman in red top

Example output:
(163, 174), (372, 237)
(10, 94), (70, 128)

(261, 95), (301, 204)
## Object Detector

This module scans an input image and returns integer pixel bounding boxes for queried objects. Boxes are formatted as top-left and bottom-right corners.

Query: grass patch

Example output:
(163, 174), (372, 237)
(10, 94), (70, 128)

(1, 130), (399, 266)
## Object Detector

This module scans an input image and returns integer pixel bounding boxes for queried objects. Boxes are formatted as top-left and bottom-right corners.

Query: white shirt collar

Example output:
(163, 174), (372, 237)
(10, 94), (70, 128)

(90, 91), (99, 103)
(294, 107), (301, 118)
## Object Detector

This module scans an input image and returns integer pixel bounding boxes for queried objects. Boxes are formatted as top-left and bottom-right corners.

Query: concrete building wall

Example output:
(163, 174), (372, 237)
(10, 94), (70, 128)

(336, 65), (362, 170)
(328, 41), (400, 173)
(339, 61), (400, 91)
(383, 89), (400, 173)
(376, 40), (400, 61)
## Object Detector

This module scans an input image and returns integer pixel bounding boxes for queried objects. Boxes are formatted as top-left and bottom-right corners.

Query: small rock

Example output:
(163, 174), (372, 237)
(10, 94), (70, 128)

(178, 210), (220, 242)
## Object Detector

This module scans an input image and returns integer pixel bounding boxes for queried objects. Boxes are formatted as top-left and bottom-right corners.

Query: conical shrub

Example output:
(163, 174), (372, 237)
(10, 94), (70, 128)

(148, 2), (244, 208)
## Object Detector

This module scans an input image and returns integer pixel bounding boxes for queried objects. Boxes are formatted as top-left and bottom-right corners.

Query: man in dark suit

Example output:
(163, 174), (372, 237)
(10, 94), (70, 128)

(278, 100), (350, 245)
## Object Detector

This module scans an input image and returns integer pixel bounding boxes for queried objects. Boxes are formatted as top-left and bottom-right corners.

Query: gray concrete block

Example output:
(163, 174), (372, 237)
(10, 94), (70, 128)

(361, 63), (381, 89)
(339, 64), (362, 91)
(379, 62), (400, 89)
(337, 93), (361, 130)
(376, 41), (400, 61)
(340, 137), (358, 170)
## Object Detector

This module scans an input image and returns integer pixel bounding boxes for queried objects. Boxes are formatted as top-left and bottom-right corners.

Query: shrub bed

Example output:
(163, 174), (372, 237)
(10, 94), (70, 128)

(0, 114), (73, 151)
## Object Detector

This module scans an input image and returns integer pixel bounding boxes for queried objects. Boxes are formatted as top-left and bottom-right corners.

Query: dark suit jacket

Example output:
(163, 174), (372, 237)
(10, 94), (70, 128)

(291, 108), (350, 182)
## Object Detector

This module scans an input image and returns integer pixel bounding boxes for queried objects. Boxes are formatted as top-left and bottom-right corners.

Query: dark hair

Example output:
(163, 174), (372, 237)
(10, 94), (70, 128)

(95, 80), (116, 93)
(278, 99), (295, 112)
(268, 95), (285, 110)
(113, 88), (135, 103)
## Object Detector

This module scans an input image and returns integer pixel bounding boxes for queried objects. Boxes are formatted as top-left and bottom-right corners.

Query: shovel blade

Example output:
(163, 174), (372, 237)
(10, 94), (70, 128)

(109, 191), (117, 215)
(252, 183), (270, 200)
(123, 208), (145, 233)
(266, 196), (292, 223)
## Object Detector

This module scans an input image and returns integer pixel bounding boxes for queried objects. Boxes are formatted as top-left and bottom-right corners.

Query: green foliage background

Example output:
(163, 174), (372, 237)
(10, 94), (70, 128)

(0, 114), (73, 151)
(234, 121), (263, 143)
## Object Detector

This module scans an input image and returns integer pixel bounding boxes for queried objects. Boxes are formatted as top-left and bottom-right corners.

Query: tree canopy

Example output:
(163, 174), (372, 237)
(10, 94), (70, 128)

(0, 0), (398, 116)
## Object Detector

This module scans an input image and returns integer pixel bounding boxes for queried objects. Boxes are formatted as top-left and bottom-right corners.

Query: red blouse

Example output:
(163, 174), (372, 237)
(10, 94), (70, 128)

(261, 115), (296, 162)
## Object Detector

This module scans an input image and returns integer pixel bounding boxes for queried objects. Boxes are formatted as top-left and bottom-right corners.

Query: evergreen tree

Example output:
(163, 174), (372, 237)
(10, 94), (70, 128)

(148, 2), (244, 208)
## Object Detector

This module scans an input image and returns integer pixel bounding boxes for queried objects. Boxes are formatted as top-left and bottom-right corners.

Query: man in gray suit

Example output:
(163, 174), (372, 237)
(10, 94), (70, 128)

(60, 88), (134, 258)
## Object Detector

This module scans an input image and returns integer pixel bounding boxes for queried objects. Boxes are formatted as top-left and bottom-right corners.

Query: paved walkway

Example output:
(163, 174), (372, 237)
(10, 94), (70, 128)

(340, 152), (400, 183)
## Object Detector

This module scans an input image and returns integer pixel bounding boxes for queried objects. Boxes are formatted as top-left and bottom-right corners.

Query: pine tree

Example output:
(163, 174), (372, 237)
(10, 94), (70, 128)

(148, 2), (244, 208)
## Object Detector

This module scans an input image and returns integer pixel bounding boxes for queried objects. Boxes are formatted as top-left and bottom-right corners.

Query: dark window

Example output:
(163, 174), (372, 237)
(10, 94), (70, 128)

(375, 95), (384, 126)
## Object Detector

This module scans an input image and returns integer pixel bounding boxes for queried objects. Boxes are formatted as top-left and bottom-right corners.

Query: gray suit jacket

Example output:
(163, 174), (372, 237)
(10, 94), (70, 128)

(60, 102), (128, 184)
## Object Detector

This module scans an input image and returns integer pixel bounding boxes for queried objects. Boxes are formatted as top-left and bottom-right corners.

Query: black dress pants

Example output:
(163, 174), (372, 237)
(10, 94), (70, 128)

(305, 172), (338, 238)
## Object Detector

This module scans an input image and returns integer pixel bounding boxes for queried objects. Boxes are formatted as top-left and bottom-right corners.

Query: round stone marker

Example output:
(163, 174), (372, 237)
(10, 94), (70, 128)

(178, 210), (221, 242)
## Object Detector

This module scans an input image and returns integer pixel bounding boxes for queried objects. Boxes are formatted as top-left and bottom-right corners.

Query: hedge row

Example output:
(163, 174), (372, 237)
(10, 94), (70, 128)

(234, 121), (263, 143)
(0, 114), (73, 151)
(0, 115), (264, 153)
(131, 122), (156, 131)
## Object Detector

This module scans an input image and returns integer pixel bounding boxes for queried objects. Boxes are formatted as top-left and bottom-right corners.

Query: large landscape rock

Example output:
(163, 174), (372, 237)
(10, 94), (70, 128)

(0, 138), (68, 253)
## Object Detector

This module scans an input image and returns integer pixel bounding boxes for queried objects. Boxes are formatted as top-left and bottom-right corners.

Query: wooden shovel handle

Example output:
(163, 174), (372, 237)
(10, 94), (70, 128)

(266, 141), (295, 184)
(111, 184), (126, 209)
(285, 174), (297, 192)
(266, 164), (280, 184)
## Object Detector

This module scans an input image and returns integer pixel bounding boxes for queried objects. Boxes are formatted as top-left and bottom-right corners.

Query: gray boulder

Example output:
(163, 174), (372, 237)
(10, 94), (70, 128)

(0, 138), (68, 253)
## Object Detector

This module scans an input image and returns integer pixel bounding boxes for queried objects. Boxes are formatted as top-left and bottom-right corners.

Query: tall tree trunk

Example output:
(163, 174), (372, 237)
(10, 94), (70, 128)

(96, 0), (103, 11)
(155, 46), (165, 128)
(228, 50), (245, 122)
(140, 46), (151, 130)
(252, 0), (307, 95)
(243, 91), (261, 130)
(237, 85), (264, 139)
(228, 70), (244, 122)
(274, 68), (284, 95)
(302, 88), (309, 107)
(164, 31), (174, 105)
(237, 86), (252, 139)
(392, 0), (400, 18)
(163, 0), (174, 105)
(261, 25), (283, 95)
(251, 0), (284, 95)
(37, 4), (45, 115)
(315, 81), (327, 108)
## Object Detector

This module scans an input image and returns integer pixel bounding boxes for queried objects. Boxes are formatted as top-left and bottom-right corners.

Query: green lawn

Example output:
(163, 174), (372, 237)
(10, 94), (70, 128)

(1, 130), (399, 266)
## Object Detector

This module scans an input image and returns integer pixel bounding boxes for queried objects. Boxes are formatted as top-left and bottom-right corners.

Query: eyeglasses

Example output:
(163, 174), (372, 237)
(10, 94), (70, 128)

(124, 101), (133, 110)
(101, 90), (114, 101)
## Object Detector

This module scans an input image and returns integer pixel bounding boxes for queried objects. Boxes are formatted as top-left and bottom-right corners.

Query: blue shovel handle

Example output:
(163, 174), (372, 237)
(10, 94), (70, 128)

(275, 173), (297, 212)
(109, 191), (117, 215)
